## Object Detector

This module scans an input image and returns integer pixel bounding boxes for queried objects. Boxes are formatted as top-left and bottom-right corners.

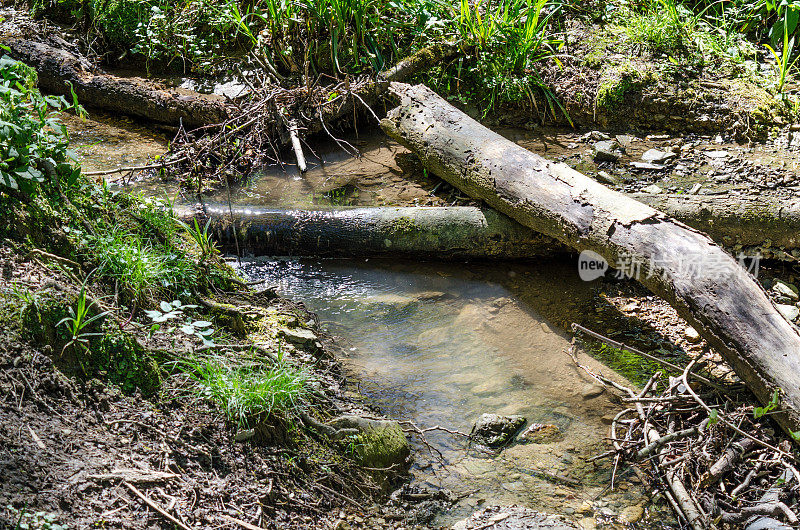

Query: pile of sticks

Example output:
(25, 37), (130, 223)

(166, 72), (375, 191)
(572, 326), (800, 530)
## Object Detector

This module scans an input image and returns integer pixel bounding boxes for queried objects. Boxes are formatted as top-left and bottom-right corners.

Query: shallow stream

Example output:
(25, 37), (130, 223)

(237, 258), (672, 527)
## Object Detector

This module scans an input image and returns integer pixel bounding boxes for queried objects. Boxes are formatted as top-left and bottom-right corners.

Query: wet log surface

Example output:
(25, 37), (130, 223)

(381, 82), (800, 438)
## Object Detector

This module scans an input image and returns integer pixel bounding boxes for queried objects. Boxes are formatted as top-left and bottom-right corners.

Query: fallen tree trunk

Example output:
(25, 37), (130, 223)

(636, 193), (800, 254)
(6, 38), (229, 128)
(176, 203), (563, 259)
(182, 199), (800, 260)
(381, 82), (800, 437)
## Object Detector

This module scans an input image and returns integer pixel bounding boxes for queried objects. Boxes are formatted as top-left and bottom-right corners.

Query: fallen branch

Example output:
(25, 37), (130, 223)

(124, 481), (191, 530)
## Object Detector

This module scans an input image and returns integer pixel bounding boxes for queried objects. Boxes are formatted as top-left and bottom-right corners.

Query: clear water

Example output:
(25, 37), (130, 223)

(237, 258), (668, 526)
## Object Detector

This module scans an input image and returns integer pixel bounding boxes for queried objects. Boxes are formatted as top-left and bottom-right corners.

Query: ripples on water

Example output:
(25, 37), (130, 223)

(237, 258), (673, 526)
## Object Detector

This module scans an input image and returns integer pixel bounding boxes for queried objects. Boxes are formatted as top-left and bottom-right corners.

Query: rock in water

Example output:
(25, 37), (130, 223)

(620, 505), (645, 524)
(470, 414), (526, 447)
(581, 383), (605, 399)
(517, 423), (562, 444)
(593, 140), (623, 162)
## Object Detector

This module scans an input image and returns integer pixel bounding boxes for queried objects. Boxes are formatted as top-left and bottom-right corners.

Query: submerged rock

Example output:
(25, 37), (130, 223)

(517, 423), (562, 444)
(452, 505), (580, 529)
(470, 414), (526, 447)
(581, 383), (605, 399)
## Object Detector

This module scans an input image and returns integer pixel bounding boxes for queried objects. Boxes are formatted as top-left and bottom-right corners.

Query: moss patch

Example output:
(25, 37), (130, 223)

(92, 328), (161, 395)
(596, 64), (658, 109)
(352, 422), (410, 469)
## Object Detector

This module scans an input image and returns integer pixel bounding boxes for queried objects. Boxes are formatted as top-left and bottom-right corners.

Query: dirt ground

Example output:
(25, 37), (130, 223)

(0, 247), (422, 530)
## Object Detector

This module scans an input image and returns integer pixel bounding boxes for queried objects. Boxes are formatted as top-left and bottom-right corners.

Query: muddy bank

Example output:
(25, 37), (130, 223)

(0, 243), (419, 529)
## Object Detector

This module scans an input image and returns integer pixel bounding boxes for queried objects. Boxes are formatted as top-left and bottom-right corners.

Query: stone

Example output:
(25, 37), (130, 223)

(688, 183), (702, 194)
(585, 130), (611, 141)
(595, 170), (620, 185)
(327, 415), (410, 469)
(452, 506), (580, 530)
(684, 326), (701, 343)
(413, 290), (450, 301)
(593, 140), (623, 162)
(470, 414), (526, 447)
(517, 423), (562, 444)
(620, 505), (645, 523)
(705, 150), (730, 159)
(280, 327), (317, 345)
(641, 148), (676, 164)
(777, 304), (799, 322)
(773, 280), (799, 301)
(641, 184), (663, 194)
(630, 161), (665, 170)
(615, 134), (634, 147)
(581, 383), (605, 399)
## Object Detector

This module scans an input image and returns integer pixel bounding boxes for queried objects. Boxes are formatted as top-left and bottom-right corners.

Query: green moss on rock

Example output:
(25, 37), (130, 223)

(93, 329), (161, 394)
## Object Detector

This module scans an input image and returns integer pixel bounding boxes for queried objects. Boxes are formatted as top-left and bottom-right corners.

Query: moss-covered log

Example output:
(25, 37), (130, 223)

(176, 203), (565, 259)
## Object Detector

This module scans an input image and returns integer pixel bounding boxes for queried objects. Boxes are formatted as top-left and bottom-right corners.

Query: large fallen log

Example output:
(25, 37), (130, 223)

(381, 82), (800, 437)
(182, 198), (800, 260)
(6, 38), (229, 128)
(176, 203), (564, 259)
(636, 193), (800, 253)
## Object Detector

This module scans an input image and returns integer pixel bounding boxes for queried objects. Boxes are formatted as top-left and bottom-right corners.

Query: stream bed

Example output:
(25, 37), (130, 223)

(236, 257), (675, 528)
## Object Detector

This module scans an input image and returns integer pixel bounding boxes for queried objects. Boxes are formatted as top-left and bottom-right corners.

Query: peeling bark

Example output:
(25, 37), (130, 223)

(381, 82), (800, 438)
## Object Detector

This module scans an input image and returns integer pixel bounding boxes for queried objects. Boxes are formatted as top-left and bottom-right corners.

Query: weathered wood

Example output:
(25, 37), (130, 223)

(381, 82), (800, 437)
(637, 193), (800, 252)
(185, 199), (800, 261)
(176, 203), (565, 259)
(6, 38), (229, 128)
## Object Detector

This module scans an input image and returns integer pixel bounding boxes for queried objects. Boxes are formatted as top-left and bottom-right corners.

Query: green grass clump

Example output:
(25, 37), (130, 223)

(188, 357), (311, 428)
(89, 224), (197, 304)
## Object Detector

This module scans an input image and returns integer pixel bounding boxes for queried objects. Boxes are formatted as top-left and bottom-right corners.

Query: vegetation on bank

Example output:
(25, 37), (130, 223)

(19, 0), (800, 123)
(0, 54), (334, 439)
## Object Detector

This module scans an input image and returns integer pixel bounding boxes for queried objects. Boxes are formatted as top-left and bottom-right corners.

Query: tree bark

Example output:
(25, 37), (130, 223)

(176, 203), (564, 259)
(381, 82), (800, 437)
(636, 193), (800, 253)
(6, 38), (229, 128)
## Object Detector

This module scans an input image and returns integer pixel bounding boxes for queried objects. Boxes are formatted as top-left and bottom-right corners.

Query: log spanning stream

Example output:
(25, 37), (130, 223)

(235, 257), (673, 527)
